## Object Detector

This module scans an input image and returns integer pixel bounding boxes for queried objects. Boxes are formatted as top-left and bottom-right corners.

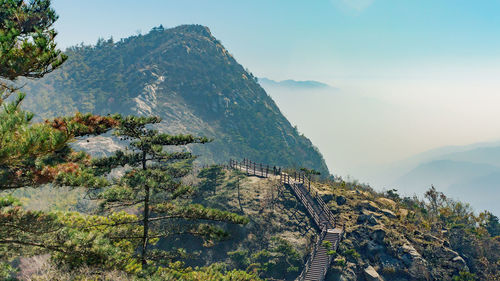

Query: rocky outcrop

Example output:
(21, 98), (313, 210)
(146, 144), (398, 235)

(380, 209), (396, 219)
(329, 191), (474, 281)
(336, 195), (347, 205)
(364, 265), (384, 281)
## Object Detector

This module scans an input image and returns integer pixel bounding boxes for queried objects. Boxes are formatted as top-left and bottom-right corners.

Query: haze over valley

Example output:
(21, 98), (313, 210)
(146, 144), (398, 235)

(261, 77), (500, 215)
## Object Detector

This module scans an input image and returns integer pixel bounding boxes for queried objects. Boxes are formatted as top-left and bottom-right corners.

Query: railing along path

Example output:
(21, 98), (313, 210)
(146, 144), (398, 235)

(228, 159), (345, 281)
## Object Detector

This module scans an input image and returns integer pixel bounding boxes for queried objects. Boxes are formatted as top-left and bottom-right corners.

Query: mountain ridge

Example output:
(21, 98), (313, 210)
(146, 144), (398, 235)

(258, 77), (334, 90)
(21, 24), (330, 176)
(368, 142), (500, 215)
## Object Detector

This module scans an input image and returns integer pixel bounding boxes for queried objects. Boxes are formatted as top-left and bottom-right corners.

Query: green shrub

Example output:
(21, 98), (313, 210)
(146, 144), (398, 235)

(452, 271), (477, 281)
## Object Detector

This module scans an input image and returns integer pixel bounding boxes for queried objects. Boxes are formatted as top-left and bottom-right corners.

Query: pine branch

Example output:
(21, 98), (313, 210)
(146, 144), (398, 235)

(0, 239), (66, 253)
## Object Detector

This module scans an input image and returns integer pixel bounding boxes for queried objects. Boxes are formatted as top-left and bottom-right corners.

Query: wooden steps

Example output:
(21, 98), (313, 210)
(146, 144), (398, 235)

(229, 159), (344, 281)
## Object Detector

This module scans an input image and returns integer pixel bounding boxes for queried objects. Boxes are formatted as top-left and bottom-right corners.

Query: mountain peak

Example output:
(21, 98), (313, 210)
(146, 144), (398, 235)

(23, 24), (330, 176)
(171, 24), (213, 38)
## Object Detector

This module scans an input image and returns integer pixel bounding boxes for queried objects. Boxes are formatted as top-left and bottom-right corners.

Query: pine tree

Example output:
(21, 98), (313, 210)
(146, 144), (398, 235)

(0, 1), (256, 278)
(91, 116), (249, 267)
(0, 0), (67, 100)
(0, 1), (129, 274)
(198, 164), (226, 195)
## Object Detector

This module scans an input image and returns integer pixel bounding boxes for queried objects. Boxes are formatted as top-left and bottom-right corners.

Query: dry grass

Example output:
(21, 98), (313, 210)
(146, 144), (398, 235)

(18, 255), (131, 281)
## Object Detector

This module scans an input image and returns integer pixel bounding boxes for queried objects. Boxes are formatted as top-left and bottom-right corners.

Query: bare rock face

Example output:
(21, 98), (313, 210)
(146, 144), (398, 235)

(380, 209), (397, 219)
(357, 213), (379, 225)
(451, 256), (467, 270)
(398, 208), (409, 218)
(357, 200), (381, 212)
(376, 198), (397, 209)
(73, 135), (123, 157)
(364, 265), (384, 281)
(399, 243), (430, 280)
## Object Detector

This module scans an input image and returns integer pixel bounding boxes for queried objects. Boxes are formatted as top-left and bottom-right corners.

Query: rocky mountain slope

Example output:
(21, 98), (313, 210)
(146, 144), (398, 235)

(315, 182), (500, 281)
(13, 164), (500, 280)
(20, 25), (329, 175)
(189, 169), (500, 281)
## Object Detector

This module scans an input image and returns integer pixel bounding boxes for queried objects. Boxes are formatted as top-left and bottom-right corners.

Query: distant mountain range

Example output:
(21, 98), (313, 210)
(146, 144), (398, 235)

(381, 142), (500, 215)
(21, 25), (329, 175)
(258, 77), (335, 91)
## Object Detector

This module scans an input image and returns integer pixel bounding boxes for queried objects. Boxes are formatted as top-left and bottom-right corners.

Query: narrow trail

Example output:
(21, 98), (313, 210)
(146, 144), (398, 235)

(229, 159), (345, 281)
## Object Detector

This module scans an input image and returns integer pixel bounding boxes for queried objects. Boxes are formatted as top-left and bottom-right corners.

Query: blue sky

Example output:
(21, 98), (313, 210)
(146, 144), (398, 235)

(52, 0), (500, 81)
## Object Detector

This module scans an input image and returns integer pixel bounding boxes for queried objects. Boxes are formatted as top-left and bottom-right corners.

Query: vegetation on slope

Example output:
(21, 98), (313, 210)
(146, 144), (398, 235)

(0, 1), (259, 280)
(311, 180), (500, 281)
(21, 24), (329, 176)
(188, 169), (500, 281)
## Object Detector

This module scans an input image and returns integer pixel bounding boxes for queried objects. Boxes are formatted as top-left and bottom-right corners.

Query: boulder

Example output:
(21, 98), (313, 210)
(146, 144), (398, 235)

(441, 247), (460, 259)
(376, 198), (397, 209)
(423, 233), (441, 243)
(399, 208), (409, 218)
(368, 216), (379, 225)
(336, 195), (347, 205)
(364, 240), (385, 255)
(357, 200), (380, 212)
(357, 214), (379, 225)
(370, 227), (386, 243)
(452, 256), (467, 269)
(364, 265), (383, 281)
(381, 209), (397, 219)
(361, 209), (383, 218)
(399, 243), (430, 279)
(322, 194), (334, 203)
(401, 243), (421, 260)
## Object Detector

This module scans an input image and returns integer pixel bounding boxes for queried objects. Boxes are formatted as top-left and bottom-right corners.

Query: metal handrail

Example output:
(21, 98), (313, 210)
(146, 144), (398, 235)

(228, 159), (343, 281)
(231, 158), (331, 230)
(316, 193), (336, 228)
(297, 228), (327, 281)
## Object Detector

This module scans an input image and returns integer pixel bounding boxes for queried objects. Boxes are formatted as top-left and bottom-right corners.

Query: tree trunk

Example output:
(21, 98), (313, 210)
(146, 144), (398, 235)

(237, 177), (243, 213)
(141, 151), (150, 267)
